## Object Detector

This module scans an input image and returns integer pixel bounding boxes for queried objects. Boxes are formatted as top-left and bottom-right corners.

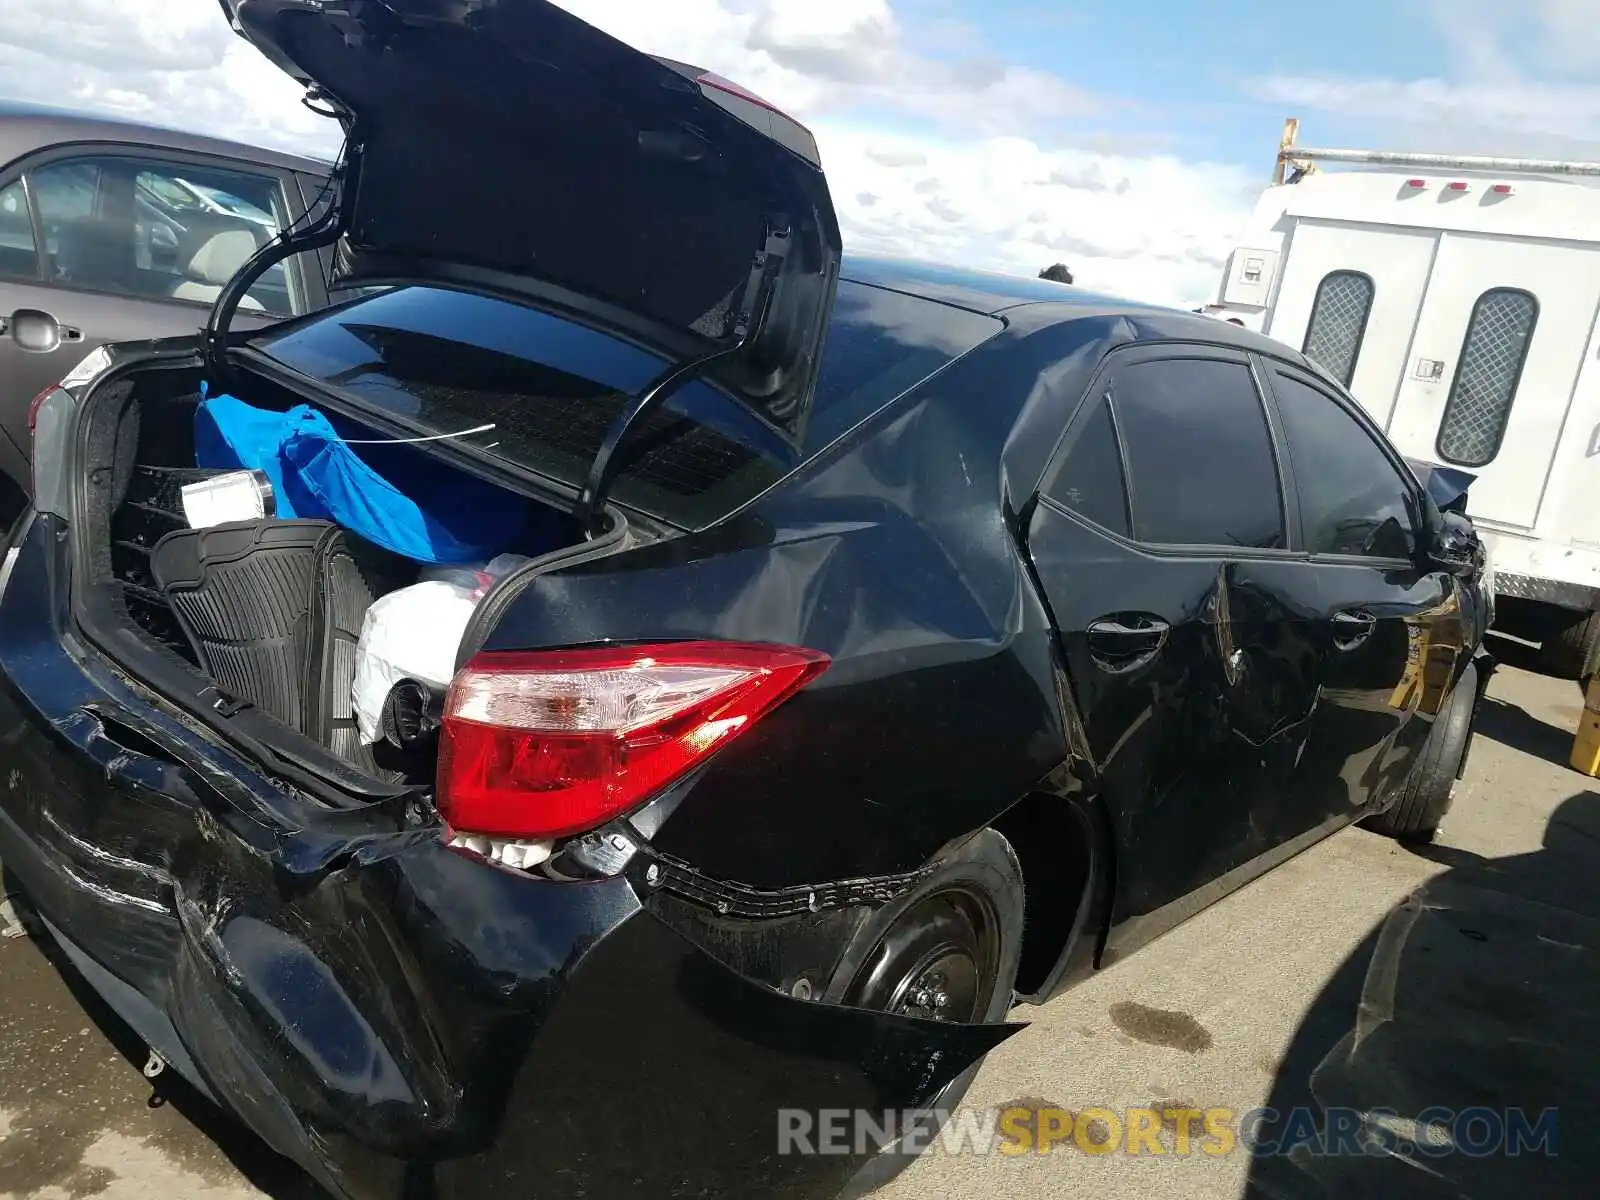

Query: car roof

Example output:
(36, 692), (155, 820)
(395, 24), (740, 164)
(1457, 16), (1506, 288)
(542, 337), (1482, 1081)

(841, 253), (1149, 314)
(840, 251), (1310, 365)
(0, 100), (333, 176)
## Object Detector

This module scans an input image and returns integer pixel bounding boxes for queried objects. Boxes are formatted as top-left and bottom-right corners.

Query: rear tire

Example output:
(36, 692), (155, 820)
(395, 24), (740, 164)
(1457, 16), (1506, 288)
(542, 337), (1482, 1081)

(1364, 662), (1478, 844)
(1538, 608), (1600, 681)
(831, 829), (1025, 1200)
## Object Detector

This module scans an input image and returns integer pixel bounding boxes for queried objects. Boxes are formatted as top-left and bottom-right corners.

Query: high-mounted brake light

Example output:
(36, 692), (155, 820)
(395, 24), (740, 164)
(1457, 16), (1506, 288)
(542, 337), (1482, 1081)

(437, 641), (829, 840)
(696, 71), (792, 120)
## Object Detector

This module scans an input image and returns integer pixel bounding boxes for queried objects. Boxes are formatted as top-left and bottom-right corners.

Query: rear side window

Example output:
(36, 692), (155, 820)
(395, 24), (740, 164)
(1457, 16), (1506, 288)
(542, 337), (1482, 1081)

(1437, 288), (1537, 468)
(1042, 394), (1130, 537)
(1111, 357), (1285, 549)
(0, 181), (37, 280)
(12, 155), (300, 314)
(252, 280), (1002, 527)
(1302, 270), (1373, 387)
(1272, 371), (1417, 560)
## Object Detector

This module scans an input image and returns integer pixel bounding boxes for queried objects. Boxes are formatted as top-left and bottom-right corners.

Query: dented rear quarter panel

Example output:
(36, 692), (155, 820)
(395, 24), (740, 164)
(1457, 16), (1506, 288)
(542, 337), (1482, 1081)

(478, 306), (1133, 888)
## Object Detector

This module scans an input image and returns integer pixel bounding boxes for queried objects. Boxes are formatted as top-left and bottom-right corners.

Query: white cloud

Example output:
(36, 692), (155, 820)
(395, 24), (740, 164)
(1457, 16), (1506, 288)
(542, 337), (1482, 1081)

(822, 126), (1248, 303)
(0, 0), (1256, 307)
(1531, 0), (1600, 71)
(0, 0), (339, 157)
(555, 0), (1100, 134)
(1254, 74), (1600, 147)
(1253, 0), (1600, 158)
(555, 0), (1250, 303)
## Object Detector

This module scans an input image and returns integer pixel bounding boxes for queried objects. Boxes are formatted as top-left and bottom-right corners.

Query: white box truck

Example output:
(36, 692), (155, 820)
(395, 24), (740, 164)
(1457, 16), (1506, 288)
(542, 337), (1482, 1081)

(1212, 120), (1600, 679)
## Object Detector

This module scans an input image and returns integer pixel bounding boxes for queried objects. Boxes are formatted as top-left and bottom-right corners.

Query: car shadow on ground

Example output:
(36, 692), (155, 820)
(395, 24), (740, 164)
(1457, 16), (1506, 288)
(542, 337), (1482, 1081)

(1483, 632), (1545, 676)
(1471, 633), (1583, 769)
(1472, 695), (1577, 769)
(1244, 787), (1600, 1198)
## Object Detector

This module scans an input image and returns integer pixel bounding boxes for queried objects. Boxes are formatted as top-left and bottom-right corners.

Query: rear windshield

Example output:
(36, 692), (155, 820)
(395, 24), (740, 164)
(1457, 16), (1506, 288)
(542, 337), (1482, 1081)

(250, 279), (1003, 527)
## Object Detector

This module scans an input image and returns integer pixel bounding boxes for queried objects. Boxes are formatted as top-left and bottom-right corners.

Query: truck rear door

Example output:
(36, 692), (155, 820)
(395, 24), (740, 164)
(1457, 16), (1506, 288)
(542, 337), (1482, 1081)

(1265, 219), (1435, 421)
(1385, 235), (1600, 531)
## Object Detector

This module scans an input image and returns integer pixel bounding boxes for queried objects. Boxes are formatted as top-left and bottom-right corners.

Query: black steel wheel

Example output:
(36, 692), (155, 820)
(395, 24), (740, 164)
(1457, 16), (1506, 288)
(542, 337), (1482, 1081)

(830, 829), (1025, 1199)
(838, 888), (1000, 1023)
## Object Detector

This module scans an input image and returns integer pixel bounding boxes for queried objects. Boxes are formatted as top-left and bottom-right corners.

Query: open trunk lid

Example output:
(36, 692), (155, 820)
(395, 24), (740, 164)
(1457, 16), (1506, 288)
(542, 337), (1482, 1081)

(219, 0), (842, 443)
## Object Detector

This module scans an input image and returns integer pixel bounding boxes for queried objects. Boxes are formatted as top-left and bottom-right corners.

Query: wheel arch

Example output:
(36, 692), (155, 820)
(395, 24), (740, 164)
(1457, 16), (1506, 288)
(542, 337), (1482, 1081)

(990, 787), (1117, 1003)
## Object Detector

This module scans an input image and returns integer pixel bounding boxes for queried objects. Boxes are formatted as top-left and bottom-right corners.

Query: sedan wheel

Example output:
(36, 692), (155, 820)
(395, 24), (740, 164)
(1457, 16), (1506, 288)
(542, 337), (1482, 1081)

(829, 829), (1025, 1199)
(840, 889), (999, 1023)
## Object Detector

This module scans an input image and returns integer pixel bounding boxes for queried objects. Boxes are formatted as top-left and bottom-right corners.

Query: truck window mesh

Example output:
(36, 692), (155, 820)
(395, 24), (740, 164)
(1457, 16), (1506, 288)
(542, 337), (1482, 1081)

(1437, 288), (1538, 468)
(1302, 271), (1373, 387)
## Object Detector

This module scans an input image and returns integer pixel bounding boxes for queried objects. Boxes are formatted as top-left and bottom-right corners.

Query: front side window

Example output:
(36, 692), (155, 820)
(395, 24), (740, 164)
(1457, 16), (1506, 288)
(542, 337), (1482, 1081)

(1111, 356), (1285, 549)
(1301, 270), (1374, 387)
(1273, 371), (1416, 560)
(21, 156), (298, 314)
(1436, 288), (1538, 467)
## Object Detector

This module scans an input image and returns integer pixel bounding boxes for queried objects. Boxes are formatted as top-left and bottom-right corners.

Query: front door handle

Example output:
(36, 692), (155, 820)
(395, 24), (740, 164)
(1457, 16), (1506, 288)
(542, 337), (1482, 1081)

(1086, 614), (1170, 673)
(1332, 609), (1377, 651)
(6, 309), (83, 353)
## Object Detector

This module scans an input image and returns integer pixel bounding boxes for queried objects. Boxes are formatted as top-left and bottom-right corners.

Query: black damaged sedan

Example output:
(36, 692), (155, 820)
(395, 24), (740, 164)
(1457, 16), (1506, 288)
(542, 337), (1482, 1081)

(0, 1), (1492, 1197)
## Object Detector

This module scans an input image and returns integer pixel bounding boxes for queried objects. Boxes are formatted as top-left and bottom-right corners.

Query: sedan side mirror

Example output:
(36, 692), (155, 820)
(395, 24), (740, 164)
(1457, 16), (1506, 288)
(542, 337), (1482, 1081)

(1426, 509), (1482, 574)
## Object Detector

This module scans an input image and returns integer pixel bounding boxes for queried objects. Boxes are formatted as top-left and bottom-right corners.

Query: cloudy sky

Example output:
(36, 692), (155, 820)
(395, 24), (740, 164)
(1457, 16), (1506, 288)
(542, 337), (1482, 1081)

(2, 0), (1596, 307)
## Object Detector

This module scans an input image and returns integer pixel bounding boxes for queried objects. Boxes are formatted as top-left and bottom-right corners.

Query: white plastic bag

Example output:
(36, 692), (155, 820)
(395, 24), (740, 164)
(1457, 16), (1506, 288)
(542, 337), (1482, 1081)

(351, 554), (533, 745)
(352, 580), (479, 745)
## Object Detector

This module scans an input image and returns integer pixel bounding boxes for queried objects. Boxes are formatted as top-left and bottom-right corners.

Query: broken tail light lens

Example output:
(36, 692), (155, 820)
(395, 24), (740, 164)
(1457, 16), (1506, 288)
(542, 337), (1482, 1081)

(438, 641), (829, 840)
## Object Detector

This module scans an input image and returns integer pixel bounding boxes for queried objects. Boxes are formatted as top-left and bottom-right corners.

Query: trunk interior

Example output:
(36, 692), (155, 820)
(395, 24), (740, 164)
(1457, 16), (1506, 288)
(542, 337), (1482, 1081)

(74, 362), (603, 799)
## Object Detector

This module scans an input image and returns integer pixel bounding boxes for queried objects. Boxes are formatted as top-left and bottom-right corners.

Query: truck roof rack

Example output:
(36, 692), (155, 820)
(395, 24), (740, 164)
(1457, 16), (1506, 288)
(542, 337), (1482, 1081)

(1272, 117), (1600, 185)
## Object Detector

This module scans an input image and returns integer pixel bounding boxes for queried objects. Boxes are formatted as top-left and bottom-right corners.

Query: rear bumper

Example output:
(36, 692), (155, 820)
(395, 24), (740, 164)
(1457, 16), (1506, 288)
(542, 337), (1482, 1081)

(0, 516), (1015, 1199)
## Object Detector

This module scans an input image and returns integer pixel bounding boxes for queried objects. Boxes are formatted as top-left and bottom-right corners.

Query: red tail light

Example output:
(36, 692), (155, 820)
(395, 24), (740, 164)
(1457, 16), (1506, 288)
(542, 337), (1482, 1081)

(437, 641), (829, 840)
(25, 385), (55, 433)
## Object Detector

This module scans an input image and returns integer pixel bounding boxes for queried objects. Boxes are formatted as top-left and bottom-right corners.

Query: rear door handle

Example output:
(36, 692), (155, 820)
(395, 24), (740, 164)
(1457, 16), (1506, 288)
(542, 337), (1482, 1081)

(1331, 609), (1377, 650)
(1086, 615), (1170, 673)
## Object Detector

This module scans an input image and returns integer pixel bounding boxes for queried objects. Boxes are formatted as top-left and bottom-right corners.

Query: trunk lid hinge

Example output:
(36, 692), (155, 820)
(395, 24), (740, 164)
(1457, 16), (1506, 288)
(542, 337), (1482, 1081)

(573, 218), (792, 537)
